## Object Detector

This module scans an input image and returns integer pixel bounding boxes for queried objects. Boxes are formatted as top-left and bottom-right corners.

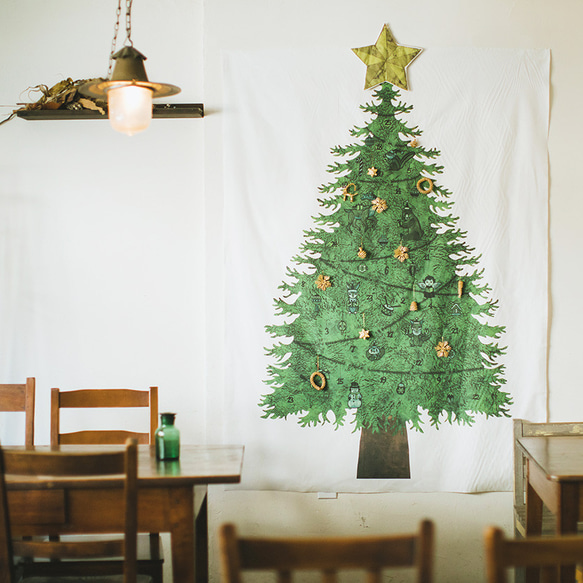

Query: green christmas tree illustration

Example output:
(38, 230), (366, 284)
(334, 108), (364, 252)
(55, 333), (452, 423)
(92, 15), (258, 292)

(261, 82), (511, 479)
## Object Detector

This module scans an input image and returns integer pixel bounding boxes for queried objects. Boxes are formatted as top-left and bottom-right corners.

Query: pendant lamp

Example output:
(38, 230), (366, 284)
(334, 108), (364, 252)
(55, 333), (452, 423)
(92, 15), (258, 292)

(81, 0), (180, 135)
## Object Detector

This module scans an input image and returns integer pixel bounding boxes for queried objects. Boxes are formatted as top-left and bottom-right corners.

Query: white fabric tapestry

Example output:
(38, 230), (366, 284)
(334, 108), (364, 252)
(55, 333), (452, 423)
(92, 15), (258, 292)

(223, 46), (549, 492)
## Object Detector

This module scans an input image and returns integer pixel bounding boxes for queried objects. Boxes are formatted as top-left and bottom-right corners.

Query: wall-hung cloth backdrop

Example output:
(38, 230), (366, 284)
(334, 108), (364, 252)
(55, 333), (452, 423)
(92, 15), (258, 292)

(223, 47), (549, 492)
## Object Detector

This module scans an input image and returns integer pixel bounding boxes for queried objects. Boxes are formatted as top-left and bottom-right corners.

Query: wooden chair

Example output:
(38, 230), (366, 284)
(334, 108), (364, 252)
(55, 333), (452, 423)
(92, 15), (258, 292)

(0, 379), (35, 448)
(0, 438), (151, 583)
(219, 519), (434, 583)
(485, 525), (583, 583)
(48, 386), (163, 583)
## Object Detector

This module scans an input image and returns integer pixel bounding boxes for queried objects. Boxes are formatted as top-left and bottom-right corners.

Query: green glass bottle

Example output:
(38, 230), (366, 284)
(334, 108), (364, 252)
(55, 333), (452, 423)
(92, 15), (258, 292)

(155, 412), (180, 461)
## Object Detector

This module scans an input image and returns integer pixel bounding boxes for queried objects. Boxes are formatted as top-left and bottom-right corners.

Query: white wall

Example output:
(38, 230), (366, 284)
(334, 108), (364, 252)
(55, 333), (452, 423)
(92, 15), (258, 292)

(1, 0), (581, 581)
(0, 0), (205, 444)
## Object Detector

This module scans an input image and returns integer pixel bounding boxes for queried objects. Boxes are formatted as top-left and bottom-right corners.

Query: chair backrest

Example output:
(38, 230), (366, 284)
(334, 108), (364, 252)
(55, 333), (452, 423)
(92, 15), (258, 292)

(485, 525), (583, 583)
(50, 386), (158, 446)
(0, 439), (139, 583)
(0, 379), (35, 448)
(513, 419), (583, 537)
(219, 520), (434, 583)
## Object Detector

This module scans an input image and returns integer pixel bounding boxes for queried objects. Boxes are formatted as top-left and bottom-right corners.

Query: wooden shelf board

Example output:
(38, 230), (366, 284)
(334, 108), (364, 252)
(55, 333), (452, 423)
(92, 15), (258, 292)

(16, 103), (204, 121)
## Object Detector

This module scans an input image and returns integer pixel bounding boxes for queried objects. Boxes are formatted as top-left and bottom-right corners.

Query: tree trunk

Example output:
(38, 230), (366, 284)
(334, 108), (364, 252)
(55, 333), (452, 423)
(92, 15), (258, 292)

(356, 418), (411, 479)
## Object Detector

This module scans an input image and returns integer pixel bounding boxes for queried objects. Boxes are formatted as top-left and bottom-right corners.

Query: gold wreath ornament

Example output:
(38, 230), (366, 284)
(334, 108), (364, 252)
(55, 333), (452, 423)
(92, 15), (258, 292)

(416, 176), (433, 194)
(435, 339), (452, 358)
(394, 244), (409, 263)
(315, 274), (331, 291)
(310, 370), (327, 391)
(371, 197), (388, 213)
(342, 183), (358, 202)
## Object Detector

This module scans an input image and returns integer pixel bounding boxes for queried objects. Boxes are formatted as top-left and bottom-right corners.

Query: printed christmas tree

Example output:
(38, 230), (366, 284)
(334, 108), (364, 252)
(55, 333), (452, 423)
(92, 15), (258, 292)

(261, 39), (510, 479)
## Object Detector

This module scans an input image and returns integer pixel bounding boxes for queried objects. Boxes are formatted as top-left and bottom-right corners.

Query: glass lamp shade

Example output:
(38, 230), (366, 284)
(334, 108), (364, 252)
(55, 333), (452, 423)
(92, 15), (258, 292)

(107, 85), (153, 136)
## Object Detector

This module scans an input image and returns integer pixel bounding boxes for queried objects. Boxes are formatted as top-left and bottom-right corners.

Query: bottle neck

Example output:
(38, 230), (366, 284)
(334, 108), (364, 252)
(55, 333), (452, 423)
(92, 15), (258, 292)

(160, 413), (176, 426)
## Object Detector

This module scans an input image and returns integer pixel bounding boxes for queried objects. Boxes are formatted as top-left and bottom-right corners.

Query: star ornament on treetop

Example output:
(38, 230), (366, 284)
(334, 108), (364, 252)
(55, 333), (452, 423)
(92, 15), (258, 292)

(352, 24), (422, 91)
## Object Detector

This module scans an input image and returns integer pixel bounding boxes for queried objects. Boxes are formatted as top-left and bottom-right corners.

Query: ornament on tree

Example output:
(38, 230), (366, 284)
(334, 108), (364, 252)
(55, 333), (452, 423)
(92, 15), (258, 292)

(410, 301), (418, 311)
(416, 176), (433, 195)
(435, 339), (452, 358)
(359, 314), (370, 340)
(357, 246), (367, 259)
(342, 183), (358, 202)
(408, 138), (418, 147)
(348, 382), (363, 408)
(352, 23), (423, 91)
(310, 356), (327, 391)
(371, 197), (388, 213)
(315, 274), (331, 290)
(394, 243), (409, 263)
(367, 167), (378, 177)
(458, 280), (464, 298)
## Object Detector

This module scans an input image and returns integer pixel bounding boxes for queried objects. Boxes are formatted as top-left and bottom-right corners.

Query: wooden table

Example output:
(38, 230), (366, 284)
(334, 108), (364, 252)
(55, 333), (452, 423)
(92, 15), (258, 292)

(518, 435), (583, 583)
(6, 443), (244, 583)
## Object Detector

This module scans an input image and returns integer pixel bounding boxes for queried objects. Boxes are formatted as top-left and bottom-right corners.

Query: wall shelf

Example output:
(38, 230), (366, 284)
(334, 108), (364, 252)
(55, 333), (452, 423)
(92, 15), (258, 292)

(16, 103), (204, 120)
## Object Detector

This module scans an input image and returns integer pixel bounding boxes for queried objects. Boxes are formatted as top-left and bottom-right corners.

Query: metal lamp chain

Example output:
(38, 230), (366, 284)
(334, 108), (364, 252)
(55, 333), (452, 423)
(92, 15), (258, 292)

(125, 0), (134, 47)
(107, 0), (133, 79)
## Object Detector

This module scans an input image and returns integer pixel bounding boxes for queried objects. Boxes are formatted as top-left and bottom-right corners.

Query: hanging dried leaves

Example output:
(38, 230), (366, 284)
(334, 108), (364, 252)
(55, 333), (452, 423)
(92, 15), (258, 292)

(16, 78), (107, 114)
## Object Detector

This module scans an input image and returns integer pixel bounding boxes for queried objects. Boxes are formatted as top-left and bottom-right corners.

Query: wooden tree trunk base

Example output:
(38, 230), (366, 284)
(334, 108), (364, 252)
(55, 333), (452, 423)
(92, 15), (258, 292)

(357, 420), (411, 479)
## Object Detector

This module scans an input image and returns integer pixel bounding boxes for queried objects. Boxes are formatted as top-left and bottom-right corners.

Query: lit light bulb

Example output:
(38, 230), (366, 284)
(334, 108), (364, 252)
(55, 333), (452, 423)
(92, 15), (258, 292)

(107, 85), (153, 136)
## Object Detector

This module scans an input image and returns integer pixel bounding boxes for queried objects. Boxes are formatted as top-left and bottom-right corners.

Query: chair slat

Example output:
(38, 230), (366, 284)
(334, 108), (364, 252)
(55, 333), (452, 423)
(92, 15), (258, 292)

(0, 387), (26, 411)
(0, 379), (35, 448)
(59, 430), (150, 445)
(14, 538), (124, 559)
(58, 389), (150, 408)
(485, 526), (583, 583)
(219, 521), (434, 583)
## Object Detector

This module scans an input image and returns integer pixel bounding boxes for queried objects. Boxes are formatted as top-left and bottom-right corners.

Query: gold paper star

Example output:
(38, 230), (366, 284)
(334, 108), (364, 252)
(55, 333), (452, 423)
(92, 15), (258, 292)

(359, 329), (370, 340)
(394, 244), (409, 263)
(352, 24), (422, 91)
(367, 167), (378, 177)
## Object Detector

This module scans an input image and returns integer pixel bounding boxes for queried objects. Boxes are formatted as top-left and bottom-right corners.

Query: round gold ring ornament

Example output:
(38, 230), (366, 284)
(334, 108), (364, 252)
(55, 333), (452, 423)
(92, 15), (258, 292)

(416, 177), (433, 194)
(310, 370), (327, 391)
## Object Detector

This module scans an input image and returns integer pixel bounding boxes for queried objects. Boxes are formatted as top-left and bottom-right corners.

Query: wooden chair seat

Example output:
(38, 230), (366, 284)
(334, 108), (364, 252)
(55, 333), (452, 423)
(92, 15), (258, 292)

(219, 520), (434, 583)
(17, 534), (162, 581)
